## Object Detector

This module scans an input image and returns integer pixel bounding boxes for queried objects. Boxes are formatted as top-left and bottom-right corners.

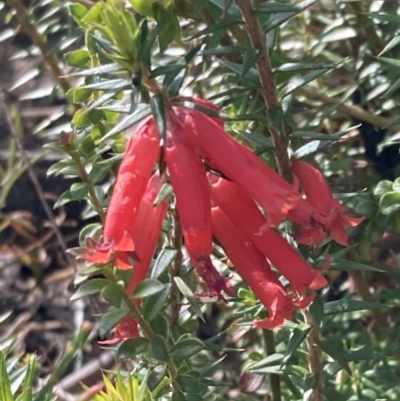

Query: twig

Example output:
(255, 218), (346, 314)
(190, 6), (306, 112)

(9, 0), (73, 96)
(299, 86), (400, 131)
(303, 309), (323, 401)
(169, 210), (183, 324)
(234, 0), (290, 176)
(1, 95), (71, 265)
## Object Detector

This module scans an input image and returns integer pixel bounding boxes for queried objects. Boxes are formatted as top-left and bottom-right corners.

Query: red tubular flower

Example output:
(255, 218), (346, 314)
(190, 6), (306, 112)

(211, 206), (310, 329)
(85, 116), (161, 269)
(290, 158), (364, 246)
(174, 106), (299, 226)
(126, 173), (169, 296)
(209, 175), (327, 295)
(98, 317), (139, 345)
(165, 114), (234, 300)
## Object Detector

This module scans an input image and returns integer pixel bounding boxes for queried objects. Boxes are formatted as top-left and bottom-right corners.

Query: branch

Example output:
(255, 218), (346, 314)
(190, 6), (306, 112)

(234, 0), (291, 176)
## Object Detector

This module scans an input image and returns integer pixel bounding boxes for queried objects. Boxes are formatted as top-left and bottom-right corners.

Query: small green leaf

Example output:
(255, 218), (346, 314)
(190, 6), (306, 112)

(374, 180), (393, 197)
(54, 190), (74, 208)
(70, 182), (89, 201)
(176, 374), (200, 394)
(79, 223), (102, 246)
(143, 285), (170, 321)
(379, 192), (400, 215)
(150, 93), (167, 140)
(280, 69), (331, 98)
(66, 88), (92, 103)
(355, 201), (378, 217)
(65, 49), (91, 67)
(47, 160), (76, 176)
(71, 279), (109, 301)
(99, 308), (129, 337)
(154, 183), (173, 205)
(283, 324), (311, 364)
(170, 337), (204, 359)
(148, 335), (170, 362)
(190, 17), (244, 39)
(317, 340), (352, 375)
(117, 337), (149, 359)
(72, 109), (90, 127)
(174, 277), (204, 321)
(101, 106), (150, 141)
(132, 279), (165, 299)
(147, 365), (167, 392)
(101, 283), (125, 308)
(150, 314), (169, 338)
(323, 300), (387, 315)
(151, 247), (177, 278)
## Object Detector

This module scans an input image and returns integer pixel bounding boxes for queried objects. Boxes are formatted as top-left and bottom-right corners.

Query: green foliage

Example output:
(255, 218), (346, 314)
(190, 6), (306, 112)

(4, 0), (400, 400)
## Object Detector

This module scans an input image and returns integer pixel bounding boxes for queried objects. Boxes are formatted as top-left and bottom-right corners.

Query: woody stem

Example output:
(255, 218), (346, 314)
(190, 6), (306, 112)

(170, 209), (183, 324)
(103, 268), (180, 390)
(234, 0), (291, 176)
(303, 309), (323, 401)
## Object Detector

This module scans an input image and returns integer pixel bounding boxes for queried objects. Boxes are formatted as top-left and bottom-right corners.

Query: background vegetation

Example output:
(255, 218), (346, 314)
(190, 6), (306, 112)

(2, 0), (400, 400)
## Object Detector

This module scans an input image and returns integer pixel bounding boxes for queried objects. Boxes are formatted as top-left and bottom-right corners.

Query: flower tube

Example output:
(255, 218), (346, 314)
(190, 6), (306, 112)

(211, 206), (304, 329)
(85, 116), (161, 269)
(174, 106), (299, 226)
(126, 173), (169, 296)
(209, 175), (327, 295)
(290, 158), (363, 246)
(165, 114), (234, 300)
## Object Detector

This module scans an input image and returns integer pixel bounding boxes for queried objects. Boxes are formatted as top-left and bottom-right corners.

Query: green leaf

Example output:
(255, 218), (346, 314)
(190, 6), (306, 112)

(355, 201), (378, 217)
(70, 182), (89, 201)
(199, 45), (248, 56)
(374, 180), (393, 197)
(150, 93), (167, 140)
(328, 258), (381, 272)
(171, 391), (186, 401)
(147, 365), (167, 392)
(101, 106), (150, 141)
(248, 353), (285, 371)
(71, 278), (109, 301)
(280, 68), (331, 98)
(101, 283), (125, 308)
(99, 308), (129, 337)
(143, 285), (170, 321)
(262, 0), (317, 32)
(117, 337), (149, 359)
(174, 277), (204, 321)
(66, 88), (92, 104)
(151, 247), (177, 278)
(176, 374), (200, 394)
(69, 63), (124, 77)
(0, 352), (13, 401)
(150, 314), (169, 338)
(47, 159), (76, 176)
(79, 223), (102, 246)
(393, 178), (400, 193)
(255, 3), (303, 13)
(132, 278), (166, 299)
(170, 337), (204, 359)
(68, 3), (88, 27)
(65, 49), (91, 67)
(379, 192), (400, 215)
(54, 190), (74, 208)
(148, 335), (170, 362)
(190, 17), (244, 39)
(323, 300), (387, 315)
(317, 340), (352, 375)
(72, 109), (90, 127)
(282, 324), (311, 364)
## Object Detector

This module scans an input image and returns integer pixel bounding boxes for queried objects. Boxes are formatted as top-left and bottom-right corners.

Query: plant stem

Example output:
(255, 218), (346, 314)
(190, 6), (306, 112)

(303, 309), (323, 401)
(234, 0), (291, 176)
(170, 209), (183, 324)
(9, 0), (73, 97)
(299, 86), (400, 132)
(262, 330), (281, 401)
(72, 154), (106, 222)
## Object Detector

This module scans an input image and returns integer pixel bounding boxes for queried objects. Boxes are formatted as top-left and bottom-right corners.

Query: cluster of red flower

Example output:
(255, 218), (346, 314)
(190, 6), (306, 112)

(84, 98), (362, 342)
